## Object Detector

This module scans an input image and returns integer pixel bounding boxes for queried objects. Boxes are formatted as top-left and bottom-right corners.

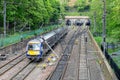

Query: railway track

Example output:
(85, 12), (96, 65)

(0, 54), (26, 76)
(47, 25), (105, 80)
(47, 26), (82, 80)
(0, 52), (25, 69)
(11, 61), (37, 80)
(0, 25), (106, 80)
(23, 26), (76, 80)
(0, 26), (76, 80)
(60, 35), (81, 80)
(0, 58), (31, 79)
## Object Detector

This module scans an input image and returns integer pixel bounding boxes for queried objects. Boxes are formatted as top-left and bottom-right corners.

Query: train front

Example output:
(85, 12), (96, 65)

(26, 39), (43, 61)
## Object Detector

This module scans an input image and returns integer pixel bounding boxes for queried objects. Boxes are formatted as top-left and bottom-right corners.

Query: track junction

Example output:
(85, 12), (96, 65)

(0, 16), (118, 80)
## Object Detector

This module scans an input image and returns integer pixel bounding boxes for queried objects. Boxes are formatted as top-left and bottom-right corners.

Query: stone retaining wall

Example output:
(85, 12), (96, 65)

(0, 36), (36, 55)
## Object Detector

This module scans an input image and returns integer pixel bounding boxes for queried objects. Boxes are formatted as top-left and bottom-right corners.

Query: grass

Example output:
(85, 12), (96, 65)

(94, 36), (102, 46)
(94, 36), (120, 68)
(113, 56), (120, 68)
(108, 47), (120, 54)
(65, 11), (80, 16)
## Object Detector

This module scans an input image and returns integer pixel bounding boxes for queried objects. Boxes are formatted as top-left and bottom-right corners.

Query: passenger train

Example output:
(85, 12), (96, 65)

(26, 27), (68, 61)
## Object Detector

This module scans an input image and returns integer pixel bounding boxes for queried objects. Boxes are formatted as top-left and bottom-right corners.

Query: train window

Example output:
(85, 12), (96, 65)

(28, 44), (40, 50)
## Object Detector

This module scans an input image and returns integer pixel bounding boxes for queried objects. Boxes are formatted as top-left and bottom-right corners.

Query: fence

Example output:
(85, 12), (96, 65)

(0, 25), (59, 48)
(101, 45), (120, 79)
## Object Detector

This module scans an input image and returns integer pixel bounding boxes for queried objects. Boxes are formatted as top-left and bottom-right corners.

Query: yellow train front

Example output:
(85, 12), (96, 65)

(26, 39), (43, 61)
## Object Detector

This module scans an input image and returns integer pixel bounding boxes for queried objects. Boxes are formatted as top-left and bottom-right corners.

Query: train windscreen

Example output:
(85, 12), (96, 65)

(28, 44), (40, 50)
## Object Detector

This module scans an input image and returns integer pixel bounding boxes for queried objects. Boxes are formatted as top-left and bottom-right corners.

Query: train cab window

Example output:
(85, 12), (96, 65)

(28, 44), (33, 50)
(28, 44), (40, 50)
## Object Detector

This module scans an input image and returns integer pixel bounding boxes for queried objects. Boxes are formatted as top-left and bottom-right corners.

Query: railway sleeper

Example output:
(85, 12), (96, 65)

(59, 60), (68, 65)
(60, 55), (69, 61)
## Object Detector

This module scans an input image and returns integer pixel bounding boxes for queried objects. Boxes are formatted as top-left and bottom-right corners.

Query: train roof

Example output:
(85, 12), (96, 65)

(27, 27), (66, 44)
(28, 39), (42, 44)
(43, 31), (56, 40)
(54, 27), (63, 32)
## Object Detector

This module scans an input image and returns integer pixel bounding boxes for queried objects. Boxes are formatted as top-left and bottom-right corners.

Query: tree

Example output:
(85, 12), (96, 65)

(0, 0), (63, 33)
(107, 0), (120, 41)
(90, 0), (120, 41)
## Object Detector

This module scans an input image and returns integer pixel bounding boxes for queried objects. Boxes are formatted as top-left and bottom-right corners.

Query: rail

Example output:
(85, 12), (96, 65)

(47, 27), (80, 80)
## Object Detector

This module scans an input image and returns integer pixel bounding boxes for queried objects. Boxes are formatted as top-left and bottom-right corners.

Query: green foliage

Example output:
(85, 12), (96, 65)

(107, 0), (120, 41)
(65, 12), (80, 16)
(90, 0), (120, 42)
(94, 37), (102, 45)
(0, 25), (60, 48)
(0, 0), (63, 33)
(113, 55), (120, 68)
(75, 0), (90, 12)
(108, 47), (120, 54)
(49, 0), (61, 22)
(90, 0), (103, 33)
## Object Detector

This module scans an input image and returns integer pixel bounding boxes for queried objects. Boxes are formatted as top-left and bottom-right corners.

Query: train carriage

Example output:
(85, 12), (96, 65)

(26, 27), (68, 61)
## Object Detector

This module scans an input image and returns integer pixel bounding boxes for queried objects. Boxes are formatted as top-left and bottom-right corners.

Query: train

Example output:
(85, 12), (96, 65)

(26, 27), (68, 61)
